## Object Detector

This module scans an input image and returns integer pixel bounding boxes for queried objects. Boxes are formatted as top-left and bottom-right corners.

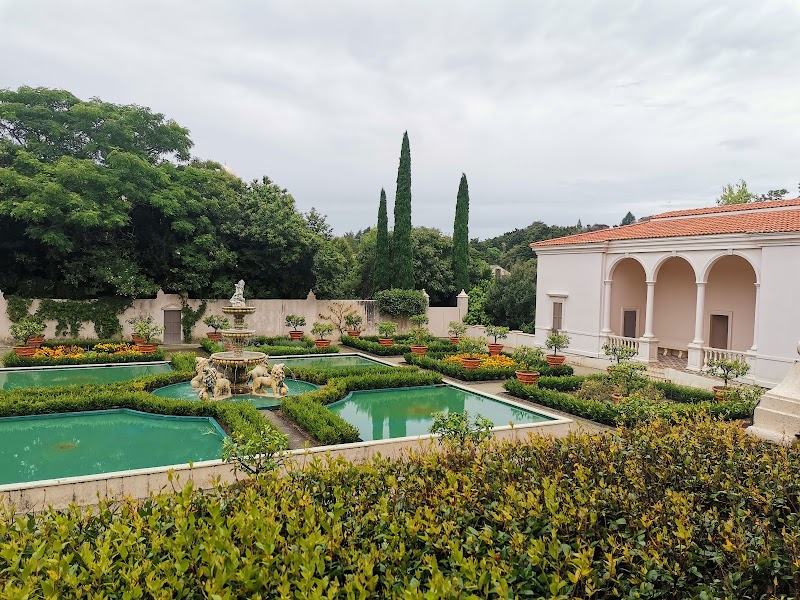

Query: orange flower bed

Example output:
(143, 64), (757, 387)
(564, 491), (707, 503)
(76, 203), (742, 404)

(34, 343), (144, 360)
(443, 353), (516, 369)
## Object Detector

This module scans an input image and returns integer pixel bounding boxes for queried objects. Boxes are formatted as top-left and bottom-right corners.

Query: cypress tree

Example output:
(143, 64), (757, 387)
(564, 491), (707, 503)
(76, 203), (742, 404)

(392, 131), (414, 289)
(452, 173), (470, 295)
(374, 188), (390, 292)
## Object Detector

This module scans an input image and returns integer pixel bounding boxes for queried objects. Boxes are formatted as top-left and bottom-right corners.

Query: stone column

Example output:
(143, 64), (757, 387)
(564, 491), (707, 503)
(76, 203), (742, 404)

(687, 281), (706, 371)
(456, 290), (469, 320)
(751, 282), (760, 351)
(601, 279), (612, 334)
(638, 281), (659, 363)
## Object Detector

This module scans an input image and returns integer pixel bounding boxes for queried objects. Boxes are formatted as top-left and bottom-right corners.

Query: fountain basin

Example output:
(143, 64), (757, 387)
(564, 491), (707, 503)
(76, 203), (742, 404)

(209, 351), (267, 394)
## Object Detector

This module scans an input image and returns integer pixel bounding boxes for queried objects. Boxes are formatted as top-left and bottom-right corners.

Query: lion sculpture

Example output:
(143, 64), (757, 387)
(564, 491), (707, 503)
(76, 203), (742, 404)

(195, 363), (232, 401)
(250, 363), (289, 398)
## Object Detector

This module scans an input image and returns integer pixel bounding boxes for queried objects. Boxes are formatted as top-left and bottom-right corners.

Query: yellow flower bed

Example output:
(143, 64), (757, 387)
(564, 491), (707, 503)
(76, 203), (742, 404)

(443, 353), (516, 368)
(33, 343), (143, 359)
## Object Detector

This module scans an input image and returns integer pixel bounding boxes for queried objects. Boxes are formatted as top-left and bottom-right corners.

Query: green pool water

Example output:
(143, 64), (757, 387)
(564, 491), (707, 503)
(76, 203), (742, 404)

(0, 363), (173, 390)
(327, 385), (554, 441)
(275, 355), (388, 369)
(0, 409), (225, 485)
(151, 379), (320, 409)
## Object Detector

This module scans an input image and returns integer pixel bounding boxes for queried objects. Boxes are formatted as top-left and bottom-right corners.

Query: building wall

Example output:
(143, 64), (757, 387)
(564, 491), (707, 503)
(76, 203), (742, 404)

(755, 244), (800, 383)
(534, 251), (605, 356)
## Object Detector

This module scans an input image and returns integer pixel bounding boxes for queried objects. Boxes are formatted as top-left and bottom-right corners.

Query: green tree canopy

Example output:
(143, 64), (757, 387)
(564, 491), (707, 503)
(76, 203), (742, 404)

(484, 260), (538, 330)
(392, 132), (414, 288)
(716, 179), (754, 205)
(620, 211), (636, 226)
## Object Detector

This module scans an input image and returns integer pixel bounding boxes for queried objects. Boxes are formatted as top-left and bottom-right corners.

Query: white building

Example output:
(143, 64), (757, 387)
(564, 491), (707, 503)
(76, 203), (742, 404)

(532, 198), (800, 387)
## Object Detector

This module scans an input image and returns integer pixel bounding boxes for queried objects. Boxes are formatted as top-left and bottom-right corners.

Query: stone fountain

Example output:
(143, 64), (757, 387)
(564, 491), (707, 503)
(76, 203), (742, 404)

(208, 280), (267, 394)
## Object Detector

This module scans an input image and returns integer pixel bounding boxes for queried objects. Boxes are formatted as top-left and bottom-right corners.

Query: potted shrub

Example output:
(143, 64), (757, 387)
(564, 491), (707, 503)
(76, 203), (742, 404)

(127, 315), (164, 353)
(21, 316), (46, 348)
(448, 320), (467, 344)
(203, 315), (230, 342)
(10, 318), (44, 357)
(377, 321), (398, 346)
(408, 314), (430, 355)
(485, 325), (509, 356)
(705, 357), (750, 400)
(511, 345), (544, 384)
(545, 332), (570, 366)
(344, 313), (364, 338)
(608, 362), (648, 402)
(457, 336), (487, 369)
(311, 321), (335, 348)
(285, 315), (306, 340)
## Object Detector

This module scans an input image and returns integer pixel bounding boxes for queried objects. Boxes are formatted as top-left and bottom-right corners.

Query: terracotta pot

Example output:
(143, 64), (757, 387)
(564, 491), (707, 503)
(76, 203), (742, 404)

(712, 385), (729, 401)
(289, 331), (304, 340)
(410, 345), (428, 356)
(347, 331), (361, 338)
(515, 370), (540, 384)
(315, 339), (331, 348)
(449, 337), (460, 345)
(460, 357), (481, 370)
(13, 346), (35, 357)
(545, 354), (566, 367)
(378, 338), (394, 346)
(132, 335), (146, 345)
(611, 393), (622, 404)
(26, 336), (44, 348)
(487, 343), (504, 356)
(137, 344), (158, 354)
(207, 332), (222, 342)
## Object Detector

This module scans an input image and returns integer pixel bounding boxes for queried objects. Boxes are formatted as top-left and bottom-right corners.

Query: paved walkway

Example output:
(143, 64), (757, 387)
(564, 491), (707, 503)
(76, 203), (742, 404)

(260, 408), (318, 450)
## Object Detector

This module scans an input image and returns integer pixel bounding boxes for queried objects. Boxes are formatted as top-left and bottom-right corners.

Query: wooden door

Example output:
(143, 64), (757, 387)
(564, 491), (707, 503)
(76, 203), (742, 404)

(709, 314), (729, 349)
(623, 310), (637, 338)
(163, 310), (182, 344)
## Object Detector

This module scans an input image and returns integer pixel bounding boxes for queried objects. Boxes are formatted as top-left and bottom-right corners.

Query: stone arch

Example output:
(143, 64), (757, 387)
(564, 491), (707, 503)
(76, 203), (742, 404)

(703, 255), (757, 351)
(606, 254), (648, 281)
(700, 251), (759, 284)
(609, 257), (647, 338)
(651, 253), (700, 282)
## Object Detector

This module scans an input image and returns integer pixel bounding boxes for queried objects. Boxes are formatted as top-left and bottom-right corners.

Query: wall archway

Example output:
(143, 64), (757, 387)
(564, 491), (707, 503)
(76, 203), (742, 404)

(700, 252), (759, 284)
(652, 253), (700, 282)
(607, 255), (647, 281)
(703, 255), (757, 351)
(653, 257), (696, 351)
(609, 258), (647, 338)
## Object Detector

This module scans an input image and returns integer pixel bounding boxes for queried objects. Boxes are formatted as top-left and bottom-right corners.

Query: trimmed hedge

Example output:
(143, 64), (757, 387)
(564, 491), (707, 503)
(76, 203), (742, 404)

(2, 347), (166, 367)
(536, 374), (718, 403)
(504, 378), (757, 425)
(405, 352), (574, 380)
(0, 382), (268, 438)
(341, 335), (455, 356)
(199, 337), (340, 356)
(3, 419), (800, 597)
(281, 369), (444, 444)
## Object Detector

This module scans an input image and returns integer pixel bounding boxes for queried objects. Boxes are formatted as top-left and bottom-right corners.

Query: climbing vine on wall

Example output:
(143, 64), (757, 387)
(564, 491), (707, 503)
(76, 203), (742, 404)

(6, 296), (33, 322)
(180, 296), (208, 343)
(35, 298), (131, 338)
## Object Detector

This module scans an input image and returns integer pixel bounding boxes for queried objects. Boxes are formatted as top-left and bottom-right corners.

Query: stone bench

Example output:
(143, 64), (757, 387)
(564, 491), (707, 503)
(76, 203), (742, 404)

(660, 347), (685, 359)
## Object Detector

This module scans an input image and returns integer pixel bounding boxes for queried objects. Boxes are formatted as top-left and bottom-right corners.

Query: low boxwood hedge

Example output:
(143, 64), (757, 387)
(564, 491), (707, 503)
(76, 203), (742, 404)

(199, 337), (340, 356)
(504, 378), (756, 425)
(535, 374), (718, 403)
(3, 419), (799, 597)
(2, 347), (167, 367)
(281, 369), (444, 444)
(404, 353), (574, 380)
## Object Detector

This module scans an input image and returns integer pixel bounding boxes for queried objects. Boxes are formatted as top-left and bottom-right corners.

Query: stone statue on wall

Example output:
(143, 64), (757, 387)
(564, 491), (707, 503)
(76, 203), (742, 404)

(230, 280), (246, 307)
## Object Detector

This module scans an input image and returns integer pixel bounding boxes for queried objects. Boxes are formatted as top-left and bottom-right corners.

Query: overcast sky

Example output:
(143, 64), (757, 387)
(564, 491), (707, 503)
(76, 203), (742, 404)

(2, 1), (798, 238)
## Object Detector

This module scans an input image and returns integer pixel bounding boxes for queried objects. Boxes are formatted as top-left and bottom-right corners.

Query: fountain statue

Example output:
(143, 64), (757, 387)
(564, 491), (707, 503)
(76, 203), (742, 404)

(190, 281), (292, 401)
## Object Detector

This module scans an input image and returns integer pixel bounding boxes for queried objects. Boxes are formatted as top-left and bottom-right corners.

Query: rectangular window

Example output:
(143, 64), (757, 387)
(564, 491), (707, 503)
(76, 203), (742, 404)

(552, 302), (563, 331)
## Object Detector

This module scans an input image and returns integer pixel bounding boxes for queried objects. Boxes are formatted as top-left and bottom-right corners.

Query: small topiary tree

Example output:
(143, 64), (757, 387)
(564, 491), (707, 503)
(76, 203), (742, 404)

(344, 313), (363, 333)
(203, 315), (230, 333)
(545, 332), (570, 356)
(448, 321), (467, 339)
(608, 362), (648, 397)
(705, 358), (750, 388)
(511, 345), (545, 372)
(285, 315), (306, 330)
(456, 336), (487, 358)
(602, 342), (638, 364)
(222, 426), (289, 476)
(430, 410), (494, 448)
(485, 325), (509, 344)
(9, 317), (46, 346)
(311, 321), (335, 340)
(377, 321), (398, 340)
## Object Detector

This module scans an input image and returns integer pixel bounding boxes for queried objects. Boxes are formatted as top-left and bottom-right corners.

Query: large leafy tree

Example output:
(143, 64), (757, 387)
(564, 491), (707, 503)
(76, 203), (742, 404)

(313, 237), (357, 299)
(392, 132), (414, 288)
(374, 188), (390, 292)
(452, 174), (470, 294)
(484, 260), (538, 330)
(716, 179), (754, 205)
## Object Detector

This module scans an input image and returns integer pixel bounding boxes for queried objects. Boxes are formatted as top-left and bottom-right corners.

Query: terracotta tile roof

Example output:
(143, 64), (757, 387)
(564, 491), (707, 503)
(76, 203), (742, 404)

(531, 206), (800, 248)
(653, 197), (800, 219)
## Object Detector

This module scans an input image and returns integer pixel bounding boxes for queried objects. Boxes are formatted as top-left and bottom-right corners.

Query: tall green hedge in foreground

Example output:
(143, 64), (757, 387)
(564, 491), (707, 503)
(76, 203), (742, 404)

(2, 418), (799, 597)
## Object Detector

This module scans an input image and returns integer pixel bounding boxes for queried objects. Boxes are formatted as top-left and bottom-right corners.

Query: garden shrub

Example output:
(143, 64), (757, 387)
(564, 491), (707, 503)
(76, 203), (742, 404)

(250, 344), (339, 356)
(504, 378), (757, 425)
(280, 396), (359, 445)
(374, 288), (427, 318)
(169, 351), (197, 373)
(654, 380), (716, 404)
(3, 419), (799, 597)
(340, 335), (454, 356)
